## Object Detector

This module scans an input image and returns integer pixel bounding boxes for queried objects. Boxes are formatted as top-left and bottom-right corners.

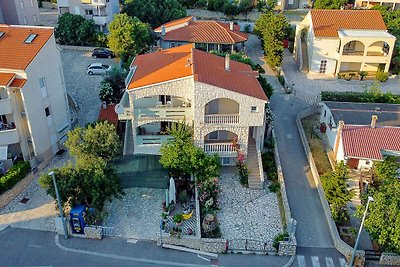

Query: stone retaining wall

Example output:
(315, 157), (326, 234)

(58, 45), (97, 52)
(187, 9), (262, 22)
(380, 253), (400, 266)
(158, 234), (227, 254)
(296, 107), (365, 266)
(84, 226), (103, 240)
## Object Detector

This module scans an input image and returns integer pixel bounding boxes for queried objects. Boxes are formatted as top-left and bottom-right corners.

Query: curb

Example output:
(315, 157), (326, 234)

(282, 255), (296, 267)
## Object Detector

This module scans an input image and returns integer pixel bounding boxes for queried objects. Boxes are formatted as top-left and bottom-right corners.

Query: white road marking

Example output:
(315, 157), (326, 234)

(297, 255), (306, 267)
(325, 257), (334, 267)
(311, 256), (320, 267)
(287, 134), (292, 139)
(339, 258), (347, 267)
(126, 239), (138, 244)
(28, 244), (42, 248)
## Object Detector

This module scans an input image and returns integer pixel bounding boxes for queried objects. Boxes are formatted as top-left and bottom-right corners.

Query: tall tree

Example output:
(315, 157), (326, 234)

(313, 0), (347, 9)
(55, 13), (96, 46)
(254, 12), (289, 68)
(108, 14), (154, 58)
(124, 0), (186, 28)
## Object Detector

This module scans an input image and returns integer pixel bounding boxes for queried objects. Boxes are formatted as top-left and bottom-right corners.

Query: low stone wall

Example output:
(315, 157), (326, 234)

(278, 240), (296, 256)
(296, 107), (365, 266)
(158, 234), (227, 254)
(84, 226), (103, 240)
(380, 253), (400, 266)
(58, 45), (97, 52)
(187, 9), (261, 22)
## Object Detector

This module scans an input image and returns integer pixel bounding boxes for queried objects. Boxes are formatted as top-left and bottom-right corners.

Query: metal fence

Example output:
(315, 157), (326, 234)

(99, 226), (115, 237)
(226, 239), (276, 254)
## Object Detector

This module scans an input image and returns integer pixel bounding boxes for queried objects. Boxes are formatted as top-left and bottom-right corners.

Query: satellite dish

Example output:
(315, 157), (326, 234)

(115, 104), (124, 115)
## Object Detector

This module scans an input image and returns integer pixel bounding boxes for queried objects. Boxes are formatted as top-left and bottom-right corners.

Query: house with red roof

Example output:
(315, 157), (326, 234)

(154, 17), (248, 53)
(333, 116), (400, 170)
(294, 10), (396, 77)
(115, 44), (267, 189)
(0, 24), (70, 169)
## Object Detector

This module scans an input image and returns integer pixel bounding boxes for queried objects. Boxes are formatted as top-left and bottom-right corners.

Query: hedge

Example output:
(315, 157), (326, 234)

(321, 91), (400, 104)
(0, 161), (30, 194)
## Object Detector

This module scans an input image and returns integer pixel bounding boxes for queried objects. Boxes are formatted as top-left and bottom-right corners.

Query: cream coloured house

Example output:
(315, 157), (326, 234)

(354, 0), (400, 10)
(294, 10), (396, 77)
(0, 25), (70, 169)
(116, 44), (268, 189)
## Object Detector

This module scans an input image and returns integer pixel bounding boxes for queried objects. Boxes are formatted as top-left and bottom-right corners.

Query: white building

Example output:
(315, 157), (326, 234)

(116, 44), (268, 189)
(0, 0), (41, 25)
(57, 0), (119, 32)
(354, 0), (400, 10)
(0, 25), (70, 169)
(294, 10), (396, 78)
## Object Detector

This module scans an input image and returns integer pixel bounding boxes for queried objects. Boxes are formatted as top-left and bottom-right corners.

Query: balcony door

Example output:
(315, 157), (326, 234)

(159, 95), (171, 105)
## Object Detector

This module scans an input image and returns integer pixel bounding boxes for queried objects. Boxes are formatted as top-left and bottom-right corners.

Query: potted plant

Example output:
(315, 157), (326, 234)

(161, 212), (168, 222)
(173, 213), (184, 226)
(358, 71), (368, 81)
(187, 228), (193, 235)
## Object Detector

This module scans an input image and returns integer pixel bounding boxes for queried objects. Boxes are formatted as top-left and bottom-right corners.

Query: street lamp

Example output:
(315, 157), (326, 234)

(348, 196), (374, 267)
(49, 171), (68, 239)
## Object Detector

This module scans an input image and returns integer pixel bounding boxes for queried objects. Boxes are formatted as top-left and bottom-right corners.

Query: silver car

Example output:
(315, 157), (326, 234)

(87, 63), (112, 75)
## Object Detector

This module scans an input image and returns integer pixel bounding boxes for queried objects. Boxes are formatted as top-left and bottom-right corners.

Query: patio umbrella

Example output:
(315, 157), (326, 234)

(168, 177), (176, 205)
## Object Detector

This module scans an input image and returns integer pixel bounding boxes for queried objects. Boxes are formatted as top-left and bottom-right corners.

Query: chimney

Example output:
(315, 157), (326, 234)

(333, 121), (344, 160)
(225, 53), (230, 71)
(371, 115), (378, 128)
(161, 25), (166, 36)
(229, 22), (234, 31)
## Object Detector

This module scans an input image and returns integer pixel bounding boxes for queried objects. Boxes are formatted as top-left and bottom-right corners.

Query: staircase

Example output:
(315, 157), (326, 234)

(301, 39), (309, 72)
(347, 170), (362, 206)
(123, 120), (134, 155)
(247, 139), (263, 190)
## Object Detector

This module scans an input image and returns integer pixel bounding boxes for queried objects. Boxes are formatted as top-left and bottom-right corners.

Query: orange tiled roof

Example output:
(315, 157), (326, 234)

(10, 78), (27, 88)
(0, 25), (53, 70)
(161, 20), (248, 44)
(98, 104), (118, 127)
(0, 72), (15, 86)
(154, 16), (194, 32)
(128, 44), (267, 101)
(342, 125), (400, 160)
(310, 10), (387, 37)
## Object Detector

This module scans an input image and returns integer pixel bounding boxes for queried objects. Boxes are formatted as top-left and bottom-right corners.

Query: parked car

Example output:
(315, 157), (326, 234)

(92, 48), (115, 59)
(87, 63), (112, 75)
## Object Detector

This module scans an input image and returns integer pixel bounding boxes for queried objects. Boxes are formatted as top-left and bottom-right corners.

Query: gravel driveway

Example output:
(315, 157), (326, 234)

(60, 49), (117, 126)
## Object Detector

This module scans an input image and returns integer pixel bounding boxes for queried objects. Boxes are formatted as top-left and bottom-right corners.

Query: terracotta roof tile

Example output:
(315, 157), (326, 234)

(98, 104), (118, 127)
(310, 10), (387, 37)
(0, 72), (15, 86)
(0, 25), (53, 70)
(9, 78), (27, 88)
(342, 125), (400, 160)
(128, 44), (267, 101)
(154, 16), (194, 32)
(162, 20), (248, 44)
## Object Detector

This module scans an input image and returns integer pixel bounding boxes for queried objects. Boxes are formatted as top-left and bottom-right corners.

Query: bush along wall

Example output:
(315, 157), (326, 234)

(0, 161), (31, 194)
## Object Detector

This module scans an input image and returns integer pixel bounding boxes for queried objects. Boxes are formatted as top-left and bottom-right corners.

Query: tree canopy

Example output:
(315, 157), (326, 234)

(108, 14), (154, 58)
(321, 162), (354, 223)
(313, 0), (347, 9)
(254, 12), (289, 68)
(55, 13), (96, 46)
(357, 156), (400, 254)
(124, 0), (186, 28)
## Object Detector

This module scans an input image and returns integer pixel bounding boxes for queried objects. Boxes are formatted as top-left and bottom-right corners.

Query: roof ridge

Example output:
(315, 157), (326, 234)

(214, 21), (235, 43)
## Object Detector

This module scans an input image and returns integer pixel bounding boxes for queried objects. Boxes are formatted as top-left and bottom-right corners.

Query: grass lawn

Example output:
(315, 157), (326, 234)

(301, 115), (332, 175)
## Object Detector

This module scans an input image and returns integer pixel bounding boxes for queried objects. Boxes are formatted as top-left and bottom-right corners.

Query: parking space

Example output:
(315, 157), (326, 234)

(60, 49), (117, 126)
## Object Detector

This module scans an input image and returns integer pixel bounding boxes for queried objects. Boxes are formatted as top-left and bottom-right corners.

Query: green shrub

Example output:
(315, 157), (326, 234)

(278, 75), (285, 86)
(267, 171), (278, 181)
(95, 32), (108, 47)
(375, 71), (389, 82)
(0, 161), (30, 194)
(272, 231), (289, 251)
(321, 90), (400, 104)
(244, 24), (251, 33)
(268, 182), (280, 193)
(258, 75), (273, 98)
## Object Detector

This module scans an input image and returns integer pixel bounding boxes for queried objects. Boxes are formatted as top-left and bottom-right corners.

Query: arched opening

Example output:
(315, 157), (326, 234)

(204, 130), (238, 153)
(204, 98), (239, 124)
(367, 41), (390, 56)
(342, 41), (365, 55)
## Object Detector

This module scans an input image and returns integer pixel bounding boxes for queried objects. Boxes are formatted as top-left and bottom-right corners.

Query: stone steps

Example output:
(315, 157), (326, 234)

(247, 139), (263, 190)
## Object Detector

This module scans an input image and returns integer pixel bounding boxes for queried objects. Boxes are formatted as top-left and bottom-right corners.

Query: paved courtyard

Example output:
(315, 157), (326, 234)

(0, 153), (71, 232)
(102, 187), (164, 240)
(60, 49), (117, 126)
(218, 170), (283, 241)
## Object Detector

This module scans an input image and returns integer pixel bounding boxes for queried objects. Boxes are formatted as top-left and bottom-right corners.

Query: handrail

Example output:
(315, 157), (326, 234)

(204, 114), (239, 124)
(204, 143), (235, 153)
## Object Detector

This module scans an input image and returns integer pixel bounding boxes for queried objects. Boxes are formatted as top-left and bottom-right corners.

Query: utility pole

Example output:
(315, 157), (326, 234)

(49, 171), (68, 239)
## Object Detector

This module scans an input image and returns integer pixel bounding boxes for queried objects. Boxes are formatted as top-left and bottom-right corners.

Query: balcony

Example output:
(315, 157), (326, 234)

(135, 106), (192, 122)
(58, 0), (69, 7)
(0, 98), (12, 115)
(93, 15), (109, 25)
(81, 0), (106, 5)
(134, 135), (174, 155)
(204, 143), (236, 155)
(204, 114), (239, 124)
(0, 127), (19, 146)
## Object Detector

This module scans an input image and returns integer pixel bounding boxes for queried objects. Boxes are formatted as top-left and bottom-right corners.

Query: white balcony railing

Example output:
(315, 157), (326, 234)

(136, 135), (174, 145)
(204, 114), (239, 124)
(0, 128), (19, 146)
(135, 106), (192, 121)
(93, 15), (109, 25)
(204, 143), (235, 153)
(0, 98), (12, 115)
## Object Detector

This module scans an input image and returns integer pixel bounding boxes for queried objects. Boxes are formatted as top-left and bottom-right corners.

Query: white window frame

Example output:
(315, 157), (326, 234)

(20, 1), (25, 9)
(23, 17), (28, 25)
(251, 106), (258, 113)
(30, 0), (34, 7)
(39, 77), (48, 98)
(221, 157), (230, 166)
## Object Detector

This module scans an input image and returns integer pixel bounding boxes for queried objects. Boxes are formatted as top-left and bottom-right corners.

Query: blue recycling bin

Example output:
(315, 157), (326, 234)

(69, 205), (86, 234)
